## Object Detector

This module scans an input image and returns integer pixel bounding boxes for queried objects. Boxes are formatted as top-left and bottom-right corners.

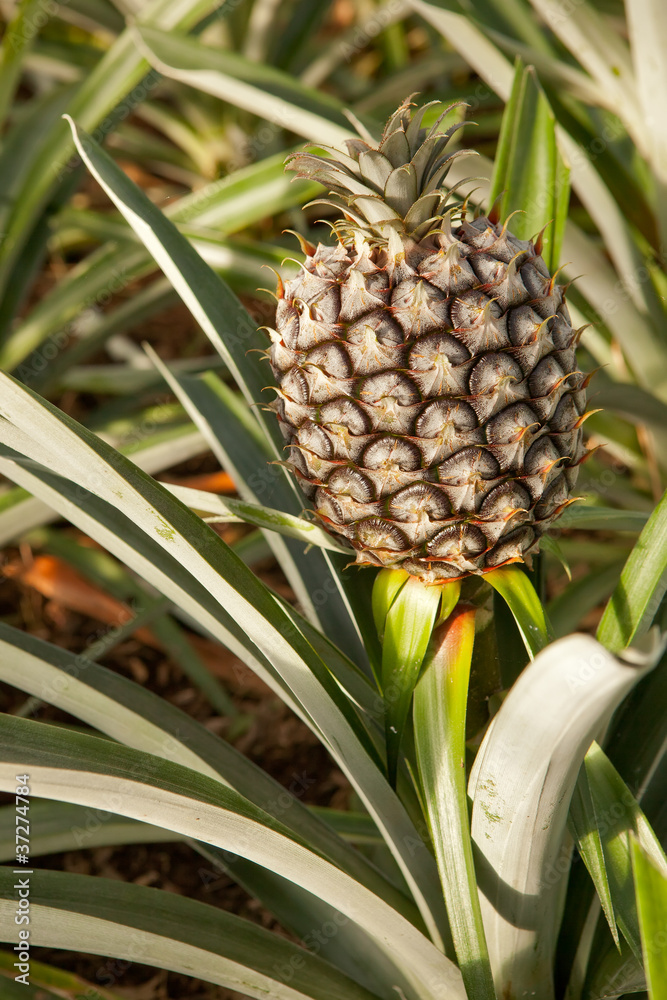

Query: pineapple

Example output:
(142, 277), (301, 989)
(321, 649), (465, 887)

(268, 99), (589, 582)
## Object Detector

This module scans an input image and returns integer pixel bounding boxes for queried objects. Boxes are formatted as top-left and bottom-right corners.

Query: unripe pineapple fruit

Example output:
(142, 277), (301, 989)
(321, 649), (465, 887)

(268, 99), (589, 582)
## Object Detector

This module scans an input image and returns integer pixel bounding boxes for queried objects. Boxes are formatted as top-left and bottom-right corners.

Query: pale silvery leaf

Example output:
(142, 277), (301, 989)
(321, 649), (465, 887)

(469, 633), (661, 999)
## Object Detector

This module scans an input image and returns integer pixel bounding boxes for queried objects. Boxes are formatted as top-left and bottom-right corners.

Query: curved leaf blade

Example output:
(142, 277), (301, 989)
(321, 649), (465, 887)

(469, 634), (658, 998)
(0, 716), (466, 1000)
(583, 741), (667, 964)
(0, 867), (379, 1000)
(484, 565), (552, 658)
(165, 482), (349, 552)
(63, 115), (275, 440)
(134, 25), (354, 147)
(0, 621), (404, 914)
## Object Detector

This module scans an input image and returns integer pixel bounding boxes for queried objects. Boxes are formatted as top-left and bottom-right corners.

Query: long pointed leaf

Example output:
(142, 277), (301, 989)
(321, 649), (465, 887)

(0, 378), (449, 949)
(414, 608), (496, 1000)
(65, 114), (368, 665)
(597, 488), (667, 653)
(484, 565), (552, 658)
(165, 481), (349, 552)
(0, 621), (403, 911)
(489, 60), (569, 271)
(0, 866), (380, 1000)
(0, 717), (465, 1000)
(584, 741), (667, 964)
(134, 25), (354, 147)
(64, 115), (276, 441)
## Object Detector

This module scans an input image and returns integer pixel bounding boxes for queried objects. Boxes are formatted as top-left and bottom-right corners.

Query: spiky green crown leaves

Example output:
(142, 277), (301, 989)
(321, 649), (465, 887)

(286, 98), (474, 242)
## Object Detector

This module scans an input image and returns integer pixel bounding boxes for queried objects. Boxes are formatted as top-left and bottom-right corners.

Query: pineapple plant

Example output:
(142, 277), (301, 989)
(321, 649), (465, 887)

(0, 3), (666, 996)
(270, 99), (589, 581)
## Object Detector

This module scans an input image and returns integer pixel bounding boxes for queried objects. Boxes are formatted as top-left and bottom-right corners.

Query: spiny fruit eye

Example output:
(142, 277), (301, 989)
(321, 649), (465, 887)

(269, 98), (588, 581)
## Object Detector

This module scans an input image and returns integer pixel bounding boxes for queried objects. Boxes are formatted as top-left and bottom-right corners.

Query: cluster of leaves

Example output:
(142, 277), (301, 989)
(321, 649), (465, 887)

(0, 1), (666, 999)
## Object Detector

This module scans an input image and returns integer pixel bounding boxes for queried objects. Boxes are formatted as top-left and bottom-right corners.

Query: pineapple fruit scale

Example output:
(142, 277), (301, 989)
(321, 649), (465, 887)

(267, 99), (589, 583)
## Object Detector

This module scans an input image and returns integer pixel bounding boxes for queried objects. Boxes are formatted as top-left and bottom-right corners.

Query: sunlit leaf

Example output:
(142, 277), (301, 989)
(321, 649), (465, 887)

(484, 565), (552, 658)
(414, 608), (495, 1000)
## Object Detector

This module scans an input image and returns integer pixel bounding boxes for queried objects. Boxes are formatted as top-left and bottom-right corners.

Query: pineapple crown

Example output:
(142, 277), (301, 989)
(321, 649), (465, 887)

(286, 97), (475, 244)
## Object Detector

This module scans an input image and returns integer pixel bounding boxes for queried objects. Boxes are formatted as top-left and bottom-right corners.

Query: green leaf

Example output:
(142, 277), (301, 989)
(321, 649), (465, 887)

(380, 575), (442, 786)
(0, 420), (207, 547)
(26, 520), (238, 715)
(0, 799), (179, 859)
(632, 839), (667, 1000)
(569, 768), (620, 948)
(275, 598), (382, 727)
(556, 506), (649, 532)
(165, 481), (349, 552)
(134, 25), (354, 147)
(597, 488), (667, 652)
(605, 651), (667, 853)
(583, 741), (667, 964)
(548, 559), (627, 638)
(414, 608), (495, 1000)
(539, 533), (571, 581)
(436, 580), (462, 626)
(469, 634), (658, 999)
(0, 0), (222, 302)
(63, 115), (277, 444)
(0, 603), (399, 995)
(0, 716), (465, 1000)
(309, 807), (384, 845)
(0, 608), (410, 924)
(525, 0), (640, 147)
(489, 59), (570, 271)
(484, 565), (552, 658)
(626, 0), (667, 250)
(0, 866), (380, 1000)
(372, 567), (409, 638)
(0, 799), (384, 859)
